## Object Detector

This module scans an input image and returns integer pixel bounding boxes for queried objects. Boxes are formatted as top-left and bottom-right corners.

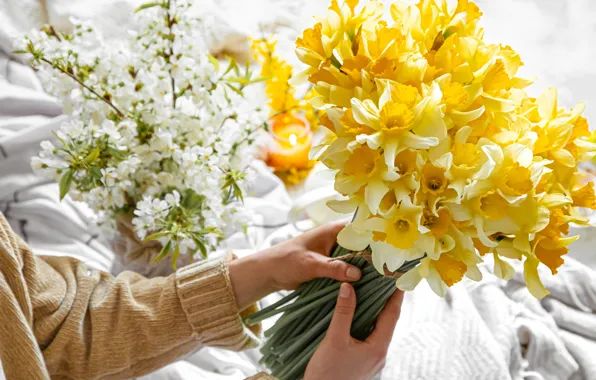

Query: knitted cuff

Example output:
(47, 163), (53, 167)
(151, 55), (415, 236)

(175, 253), (259, 351)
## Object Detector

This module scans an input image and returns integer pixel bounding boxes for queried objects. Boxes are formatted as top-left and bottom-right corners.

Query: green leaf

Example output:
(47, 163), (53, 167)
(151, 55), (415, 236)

(90, 167), (103, 179)
(135, 2), (161, 13)
(106, 147), (126, 159)
(207, 54), (220, 72)
(52, 131), (68, 147)
(225, 83), (244, 97)
(59, 169), (74, 201)
(144, 231), (170, 242)
(223, 56), (237, 76)
(152, 240), (172, 263)
(248, 76), (269, 84)
(198, 227), (222, 236)
(192, 236), (208, 259)
(83, 147), (100, 163)
(171, 244), (181, 270)
(330, 54), (342, 70)
(181, 189), (205, 210)
(162, 158), (177, 173)
(12, 50), (27, 55)
(443, 28), (456, 40)
(226, 77), (250, 85)
(233, 183), (244, 202)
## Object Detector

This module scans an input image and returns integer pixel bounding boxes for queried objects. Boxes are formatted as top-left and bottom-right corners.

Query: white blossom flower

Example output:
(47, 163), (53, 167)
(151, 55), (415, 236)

(165, 191), (181, 207)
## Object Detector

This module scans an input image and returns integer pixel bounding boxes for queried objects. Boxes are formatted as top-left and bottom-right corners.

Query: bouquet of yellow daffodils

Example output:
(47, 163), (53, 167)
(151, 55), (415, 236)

(247, 0), (596, 378)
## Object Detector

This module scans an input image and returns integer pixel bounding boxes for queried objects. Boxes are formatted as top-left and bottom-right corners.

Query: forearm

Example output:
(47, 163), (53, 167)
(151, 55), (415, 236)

(229, 251), (276, 310)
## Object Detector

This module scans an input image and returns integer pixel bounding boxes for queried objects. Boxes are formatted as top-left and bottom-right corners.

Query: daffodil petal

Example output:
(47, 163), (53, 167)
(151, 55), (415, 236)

(326, 198), (359, 213)
(416, 233), (437, 259)
(475, 216), (498, 247)
(384, 140), (398, 169)
(356, 132), (382, 150)
(403, 132), (439, 149)
(450, 106), (485, 126)
(365, 179), (390, 215)
(396, 267), (423, 291)
(551, 149), (576, 167)
(481, 93), (517, 113)
(351, 98), (379, 126)
(493, 253), (515, 280)
(454, 125), (472, 144)
(537, 87), (558, 120)
(337, 224), (370, 251)
(523, 257), (550, 299)
(465, 265), (483, 281)
(427, 268), (448, 297)
(334, 175), (366, 194)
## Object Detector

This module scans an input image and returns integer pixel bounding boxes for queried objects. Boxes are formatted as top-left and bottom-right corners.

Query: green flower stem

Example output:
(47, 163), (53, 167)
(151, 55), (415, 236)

(276, 305), (333, 361)
(274, 333), (325, 379)
(261, 352), (276, 367)
(263, 269), (381, 337)
(272, 316), (303, 348)
(269, 284), (336, 350)
(251, 270), (379, 324)
(268, 359), (284, 375)
(361, 263), (380, 275)
(274, 302), (330, 354)
(352, 280), (394, 323)
(356, 276), (387, 301)
(286, 300), (334, 341)
(260, 327), (286, 356)
(357, 292), (391, 339)
(264, 283), (342, 317)
(264, 289), (338, 337)
(245, 290), (301, 326)
(261, 290), (328, 352)
(275, 274), (386, 361)
(331, 244), (347, 258)
(351, 283), (397, 339)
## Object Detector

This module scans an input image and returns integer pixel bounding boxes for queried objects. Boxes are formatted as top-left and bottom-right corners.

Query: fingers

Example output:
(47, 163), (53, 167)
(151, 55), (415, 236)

(366, 289), (404, 348)
(309, 252), (361, 282)
(303, 222), (346, 256)
(327, 283), (357, 344)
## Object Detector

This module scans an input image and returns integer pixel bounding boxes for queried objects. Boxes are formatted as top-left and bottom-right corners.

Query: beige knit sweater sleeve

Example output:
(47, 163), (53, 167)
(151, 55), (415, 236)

(0, 214), (275, 380)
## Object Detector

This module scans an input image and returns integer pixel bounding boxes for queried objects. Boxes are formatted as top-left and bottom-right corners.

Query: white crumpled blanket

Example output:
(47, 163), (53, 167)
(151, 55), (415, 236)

(2, 1), (596, 379)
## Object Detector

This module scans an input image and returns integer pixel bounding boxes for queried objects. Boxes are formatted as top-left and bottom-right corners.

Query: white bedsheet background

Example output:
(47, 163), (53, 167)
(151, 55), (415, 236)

(2, 1), (596, 379)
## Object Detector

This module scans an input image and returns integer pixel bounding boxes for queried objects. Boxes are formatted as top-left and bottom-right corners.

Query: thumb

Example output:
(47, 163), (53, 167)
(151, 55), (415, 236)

(327, 283), (356, 344)
(310, 253), (362, 282)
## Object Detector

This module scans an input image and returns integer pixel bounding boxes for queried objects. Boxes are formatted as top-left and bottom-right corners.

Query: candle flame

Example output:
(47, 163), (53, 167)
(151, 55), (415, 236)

(289, 133), (298, 147)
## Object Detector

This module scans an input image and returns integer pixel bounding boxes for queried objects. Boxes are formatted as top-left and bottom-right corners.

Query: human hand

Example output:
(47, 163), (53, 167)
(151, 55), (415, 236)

(228, 222), (362, 310)
(304, 283), (405, 380)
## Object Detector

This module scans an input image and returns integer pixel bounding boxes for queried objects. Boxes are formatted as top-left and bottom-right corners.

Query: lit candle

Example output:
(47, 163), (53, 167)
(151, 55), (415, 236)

(267, 113), (313, 170)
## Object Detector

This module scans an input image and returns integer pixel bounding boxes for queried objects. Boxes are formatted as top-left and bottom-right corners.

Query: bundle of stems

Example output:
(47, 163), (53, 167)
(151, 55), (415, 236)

(246, 244), (419, 380)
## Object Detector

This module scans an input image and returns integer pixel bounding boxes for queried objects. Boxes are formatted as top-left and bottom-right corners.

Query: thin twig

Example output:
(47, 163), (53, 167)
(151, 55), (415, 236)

(41, 58), (125, 117)
(166, 0), (177, 108)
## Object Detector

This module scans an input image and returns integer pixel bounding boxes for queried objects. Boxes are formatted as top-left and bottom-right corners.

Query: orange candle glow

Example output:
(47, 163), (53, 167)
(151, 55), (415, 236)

(267, 113), (313, 170)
